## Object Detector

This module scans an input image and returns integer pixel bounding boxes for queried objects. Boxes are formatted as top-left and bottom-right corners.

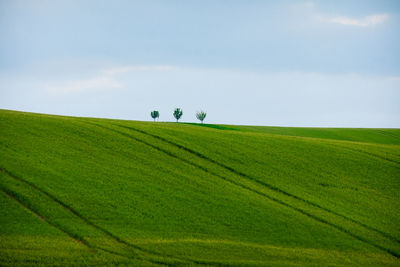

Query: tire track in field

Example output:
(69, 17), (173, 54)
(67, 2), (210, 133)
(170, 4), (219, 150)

(0, 188), (93, 251)
(0, 167), (220, 266)
(333, 144), (400, 167)
(103, 123), (400, 258)
(0, 169), (149, 263)
(116, 124), (400, 244)
(1, 186), (147, 263)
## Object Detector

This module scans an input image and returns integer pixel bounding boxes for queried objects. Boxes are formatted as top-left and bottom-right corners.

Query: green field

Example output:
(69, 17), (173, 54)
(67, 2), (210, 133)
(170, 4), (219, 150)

(1, 109), (399, 266)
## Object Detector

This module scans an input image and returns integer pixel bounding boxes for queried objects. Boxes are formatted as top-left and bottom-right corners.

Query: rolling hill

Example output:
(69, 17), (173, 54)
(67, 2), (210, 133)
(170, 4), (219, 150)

(1, 109), (399, 266)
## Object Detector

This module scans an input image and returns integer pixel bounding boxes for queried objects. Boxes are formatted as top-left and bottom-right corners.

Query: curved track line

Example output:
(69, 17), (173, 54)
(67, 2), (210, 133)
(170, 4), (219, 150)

(335, 145), (400, 167)
(1, 187), (153, 264)
(0, 167), (221, 266)
(101, 123), (400, 258)
(116, 124), (400, 243)
(2, 181), (166, 265)
(1, 188), (93, 251)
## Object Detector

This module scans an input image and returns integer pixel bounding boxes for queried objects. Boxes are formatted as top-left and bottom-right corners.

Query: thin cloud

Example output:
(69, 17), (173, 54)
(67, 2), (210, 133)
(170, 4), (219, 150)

(45, 76), (122, 93)
(101, 65), (177, 75)
(291, 3), (389, 28)
(45, 65), (177, 93)
(329, 13), (389, 27)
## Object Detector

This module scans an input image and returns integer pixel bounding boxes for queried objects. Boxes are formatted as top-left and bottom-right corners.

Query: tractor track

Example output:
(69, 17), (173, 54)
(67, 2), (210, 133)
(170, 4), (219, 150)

(0, 167), (225, 266)
(115, 123), (400, 244)
(0, 187), (94, 251)
(91, 122), (400, 258)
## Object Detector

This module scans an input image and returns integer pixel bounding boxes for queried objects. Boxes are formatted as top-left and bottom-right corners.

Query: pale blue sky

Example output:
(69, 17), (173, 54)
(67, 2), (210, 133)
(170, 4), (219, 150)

(1, 0), (399, 127)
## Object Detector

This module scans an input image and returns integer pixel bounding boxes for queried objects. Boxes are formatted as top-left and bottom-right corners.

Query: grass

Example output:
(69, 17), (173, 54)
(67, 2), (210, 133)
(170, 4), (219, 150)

(0, 109), (399, 266)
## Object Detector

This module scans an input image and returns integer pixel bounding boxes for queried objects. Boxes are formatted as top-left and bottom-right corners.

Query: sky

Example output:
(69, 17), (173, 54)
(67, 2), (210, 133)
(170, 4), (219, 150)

(1, 0), (399, 127)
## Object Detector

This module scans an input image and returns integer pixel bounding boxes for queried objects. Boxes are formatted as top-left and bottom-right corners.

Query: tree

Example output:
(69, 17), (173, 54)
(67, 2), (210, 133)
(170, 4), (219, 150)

(150, 110), (159, 122)
(196, 110), (207, 124)
(173, 108), (183, 122)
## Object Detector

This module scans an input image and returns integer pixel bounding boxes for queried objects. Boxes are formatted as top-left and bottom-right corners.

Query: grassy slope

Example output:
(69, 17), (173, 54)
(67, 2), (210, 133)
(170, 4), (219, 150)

(0, 109), (399, 266)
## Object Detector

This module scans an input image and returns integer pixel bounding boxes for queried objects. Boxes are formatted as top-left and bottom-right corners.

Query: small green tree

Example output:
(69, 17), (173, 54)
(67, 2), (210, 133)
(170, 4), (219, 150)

(173, 108), (183, 122)
(150, 110), (159, 122)
(196, 110), (207, 124)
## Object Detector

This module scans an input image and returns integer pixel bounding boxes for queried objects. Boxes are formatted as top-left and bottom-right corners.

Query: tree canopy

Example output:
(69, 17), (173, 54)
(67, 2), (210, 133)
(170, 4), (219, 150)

(196, 110), (207, 124)
(150, 110), (159, 121)
(173, 108), (183, 122)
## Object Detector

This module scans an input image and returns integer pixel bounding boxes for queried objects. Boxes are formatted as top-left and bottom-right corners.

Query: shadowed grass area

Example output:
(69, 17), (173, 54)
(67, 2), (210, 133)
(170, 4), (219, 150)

(187, 122), (400, 145)
(184, 122), (239, 131)
(1, 109), (399, 266)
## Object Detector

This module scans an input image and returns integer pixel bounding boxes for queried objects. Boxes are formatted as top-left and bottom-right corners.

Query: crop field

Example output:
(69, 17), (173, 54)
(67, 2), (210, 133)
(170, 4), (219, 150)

(1, 109), (399, 266)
